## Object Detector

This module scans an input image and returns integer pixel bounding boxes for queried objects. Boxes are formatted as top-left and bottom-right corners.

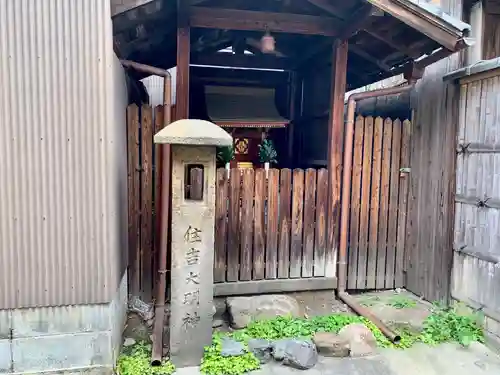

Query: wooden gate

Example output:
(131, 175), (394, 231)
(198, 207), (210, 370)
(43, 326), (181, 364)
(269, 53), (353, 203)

(347, 116), (411, 290)
(214, 168), (337, 295)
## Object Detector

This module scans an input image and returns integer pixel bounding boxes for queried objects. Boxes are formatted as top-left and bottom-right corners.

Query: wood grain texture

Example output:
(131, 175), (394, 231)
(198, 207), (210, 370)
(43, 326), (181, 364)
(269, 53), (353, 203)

(266, 169), (280, 279)
(227, 170), (241, 282)
(278, 169), (292, 278)
(326, 40), (348, 278)
(357, 116), (374, 289)
(396, 119), (411, 287)
(240, 169), (255, 281)
(451, 74), (500, 318)
(347, 117), (364, 289)
(376, 118), (393, 289)
(406, 36), (462, 301)
(367, 117), (383, 289)
(386, 119), (402, 288)
(302, 169), (317, 278)
(140, 105), (154, 300)
(153, 106), (164, 288)
(253, 169), (266, 280)
(127, 104), (140, 295)
(314, 169), (328, 277)
(215, 169), (228, 283)
(290, 169), (305, 278)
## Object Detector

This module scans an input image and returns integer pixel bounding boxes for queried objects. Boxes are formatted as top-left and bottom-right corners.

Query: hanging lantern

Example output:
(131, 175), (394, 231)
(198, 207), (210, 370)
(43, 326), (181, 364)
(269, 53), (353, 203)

(260, 31), (275, 54)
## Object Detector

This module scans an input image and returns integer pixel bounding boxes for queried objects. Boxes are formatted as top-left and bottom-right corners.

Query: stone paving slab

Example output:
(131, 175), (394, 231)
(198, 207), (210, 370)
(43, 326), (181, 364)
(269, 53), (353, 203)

(174, 342), (500, 375)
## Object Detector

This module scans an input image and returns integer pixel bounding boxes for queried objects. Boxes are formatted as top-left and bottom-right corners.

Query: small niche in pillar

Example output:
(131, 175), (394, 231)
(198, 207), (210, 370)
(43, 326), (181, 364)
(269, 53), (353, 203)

(185, 164), (204, 201)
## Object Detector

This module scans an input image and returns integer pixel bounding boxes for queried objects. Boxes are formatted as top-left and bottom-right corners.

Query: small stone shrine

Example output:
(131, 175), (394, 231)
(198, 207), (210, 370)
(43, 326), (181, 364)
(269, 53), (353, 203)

(154, 119), (232, 367)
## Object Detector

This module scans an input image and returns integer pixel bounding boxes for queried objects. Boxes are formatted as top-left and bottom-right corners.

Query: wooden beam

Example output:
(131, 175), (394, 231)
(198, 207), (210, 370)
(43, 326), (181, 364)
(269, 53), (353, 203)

(190, 7), (342, 36)
(176, 0), (190, 119)
(305, 0), (347, 18)
(349, 44), (391, 71)
(294, 4), (374, 69)
(191, 53), (292, 70)
(338, 4), (375, 39)
(364, 27), (421, 60)
(111, 0), (156, 17)
(326, 40), (348, 277)
(365, 0), (462, 51)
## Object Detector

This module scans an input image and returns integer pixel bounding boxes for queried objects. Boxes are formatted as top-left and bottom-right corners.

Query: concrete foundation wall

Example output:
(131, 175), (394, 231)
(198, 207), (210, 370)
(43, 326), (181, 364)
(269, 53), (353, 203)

(0, 273), (127, 374)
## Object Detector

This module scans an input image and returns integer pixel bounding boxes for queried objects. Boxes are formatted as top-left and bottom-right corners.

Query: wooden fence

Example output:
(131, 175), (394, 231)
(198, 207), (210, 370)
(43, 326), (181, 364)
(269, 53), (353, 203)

(127, 104), (165, 300)
(347, 116), (411, 290)
(214, 167), (336, 295)
(451, 70), (500, 340)
(126, 107), (412, 298)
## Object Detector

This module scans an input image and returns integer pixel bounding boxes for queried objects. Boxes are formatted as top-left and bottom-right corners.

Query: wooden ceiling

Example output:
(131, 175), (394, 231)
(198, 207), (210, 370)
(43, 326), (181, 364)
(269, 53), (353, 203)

(113, 0), (467, 89)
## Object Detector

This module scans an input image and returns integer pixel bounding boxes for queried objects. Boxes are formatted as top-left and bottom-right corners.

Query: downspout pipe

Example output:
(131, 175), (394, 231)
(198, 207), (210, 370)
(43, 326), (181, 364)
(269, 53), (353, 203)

(337, 82), (417, 344)
(120, 59), (172, 365)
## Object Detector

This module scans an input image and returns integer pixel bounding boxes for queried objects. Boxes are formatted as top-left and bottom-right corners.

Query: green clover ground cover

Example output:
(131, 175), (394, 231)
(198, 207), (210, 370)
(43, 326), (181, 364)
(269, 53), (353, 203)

(118, 305), (484, 375)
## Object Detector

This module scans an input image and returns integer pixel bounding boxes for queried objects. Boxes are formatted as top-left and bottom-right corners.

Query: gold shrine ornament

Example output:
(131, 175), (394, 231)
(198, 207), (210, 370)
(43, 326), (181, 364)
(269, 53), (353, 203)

(234, 138), (249, 154)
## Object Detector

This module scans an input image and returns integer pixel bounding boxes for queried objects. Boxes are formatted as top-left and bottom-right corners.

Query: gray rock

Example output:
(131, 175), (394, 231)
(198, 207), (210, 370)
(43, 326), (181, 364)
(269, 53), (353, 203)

(338, 323), (378, 357)
(272, 339), (318, 370)
(220, 337), (245, 357)
(212, 319), (224, 328)
(248, 339), (272, 364)
(312, 332), (350, 357)
(213, 298), (227, 319)
(227, 295), (301, 329)
(123, 338), (136, 347)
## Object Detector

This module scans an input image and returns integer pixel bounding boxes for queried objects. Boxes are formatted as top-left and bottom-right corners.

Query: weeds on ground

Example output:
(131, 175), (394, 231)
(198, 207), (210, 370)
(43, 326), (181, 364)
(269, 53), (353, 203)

(419, 304), (484, 347)
(118, 303), (484, 375)
(387, 295), (417, 309)
(117, 341), (175, 375)
(200, 332), (260, 375)
(200, 304), (484, 374)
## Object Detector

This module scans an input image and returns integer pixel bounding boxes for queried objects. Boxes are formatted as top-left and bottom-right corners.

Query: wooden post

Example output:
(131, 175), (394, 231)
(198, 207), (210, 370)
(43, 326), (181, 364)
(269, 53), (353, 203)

(326, 40), (348, 278)
(176, 0), (190, 120)
(287, 71), (299, 167)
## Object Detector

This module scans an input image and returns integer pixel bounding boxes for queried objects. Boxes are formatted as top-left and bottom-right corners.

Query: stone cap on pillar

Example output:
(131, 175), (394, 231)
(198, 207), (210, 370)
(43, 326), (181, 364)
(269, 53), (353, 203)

(154, 119), (232, 146)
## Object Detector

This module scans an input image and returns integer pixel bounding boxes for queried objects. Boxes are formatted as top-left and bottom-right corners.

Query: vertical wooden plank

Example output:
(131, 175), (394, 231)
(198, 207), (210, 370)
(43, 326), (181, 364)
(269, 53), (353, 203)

(189, 167), (204, 200)
(326, 40), (348, 278)
(266, 169), (279, 279)
(314, 169), (328, 277)
(376, 118), (393, 289)
(290, 169), (305, 278)
(395, 119), (411, 287)
(302, 169), (316, 278)
(176, 0), (190, 119)
(127, 104), (140, 295)
(141, 105), (154, 300)
(152, 106), (164, 297)
(227, 170), (241, 282)
(367, 117), (383, 289)
(240, 169), (254, 281)
(357, 116), (374, 289)
(253, 169), (266, 280)
(215, 169), (228, 283)
(278, 169), (292, 278)
(386, 119), (402, 288)
(347, 117), (364, 289)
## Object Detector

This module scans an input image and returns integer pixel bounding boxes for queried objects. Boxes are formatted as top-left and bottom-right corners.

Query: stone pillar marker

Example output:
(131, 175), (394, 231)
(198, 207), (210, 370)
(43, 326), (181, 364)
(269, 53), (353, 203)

(154, 119), (232, 368)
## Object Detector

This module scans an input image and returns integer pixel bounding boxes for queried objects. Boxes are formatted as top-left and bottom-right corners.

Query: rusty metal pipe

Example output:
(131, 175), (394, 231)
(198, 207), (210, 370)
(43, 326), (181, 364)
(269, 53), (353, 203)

(337, 82), (416, 344)
(120, 59), (172, 365)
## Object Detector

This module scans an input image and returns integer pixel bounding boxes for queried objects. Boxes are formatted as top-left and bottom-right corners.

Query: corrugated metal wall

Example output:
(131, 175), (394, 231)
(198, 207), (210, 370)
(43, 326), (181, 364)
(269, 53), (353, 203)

(141, 66), (177, 107)
(0, 0), (129, 309)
